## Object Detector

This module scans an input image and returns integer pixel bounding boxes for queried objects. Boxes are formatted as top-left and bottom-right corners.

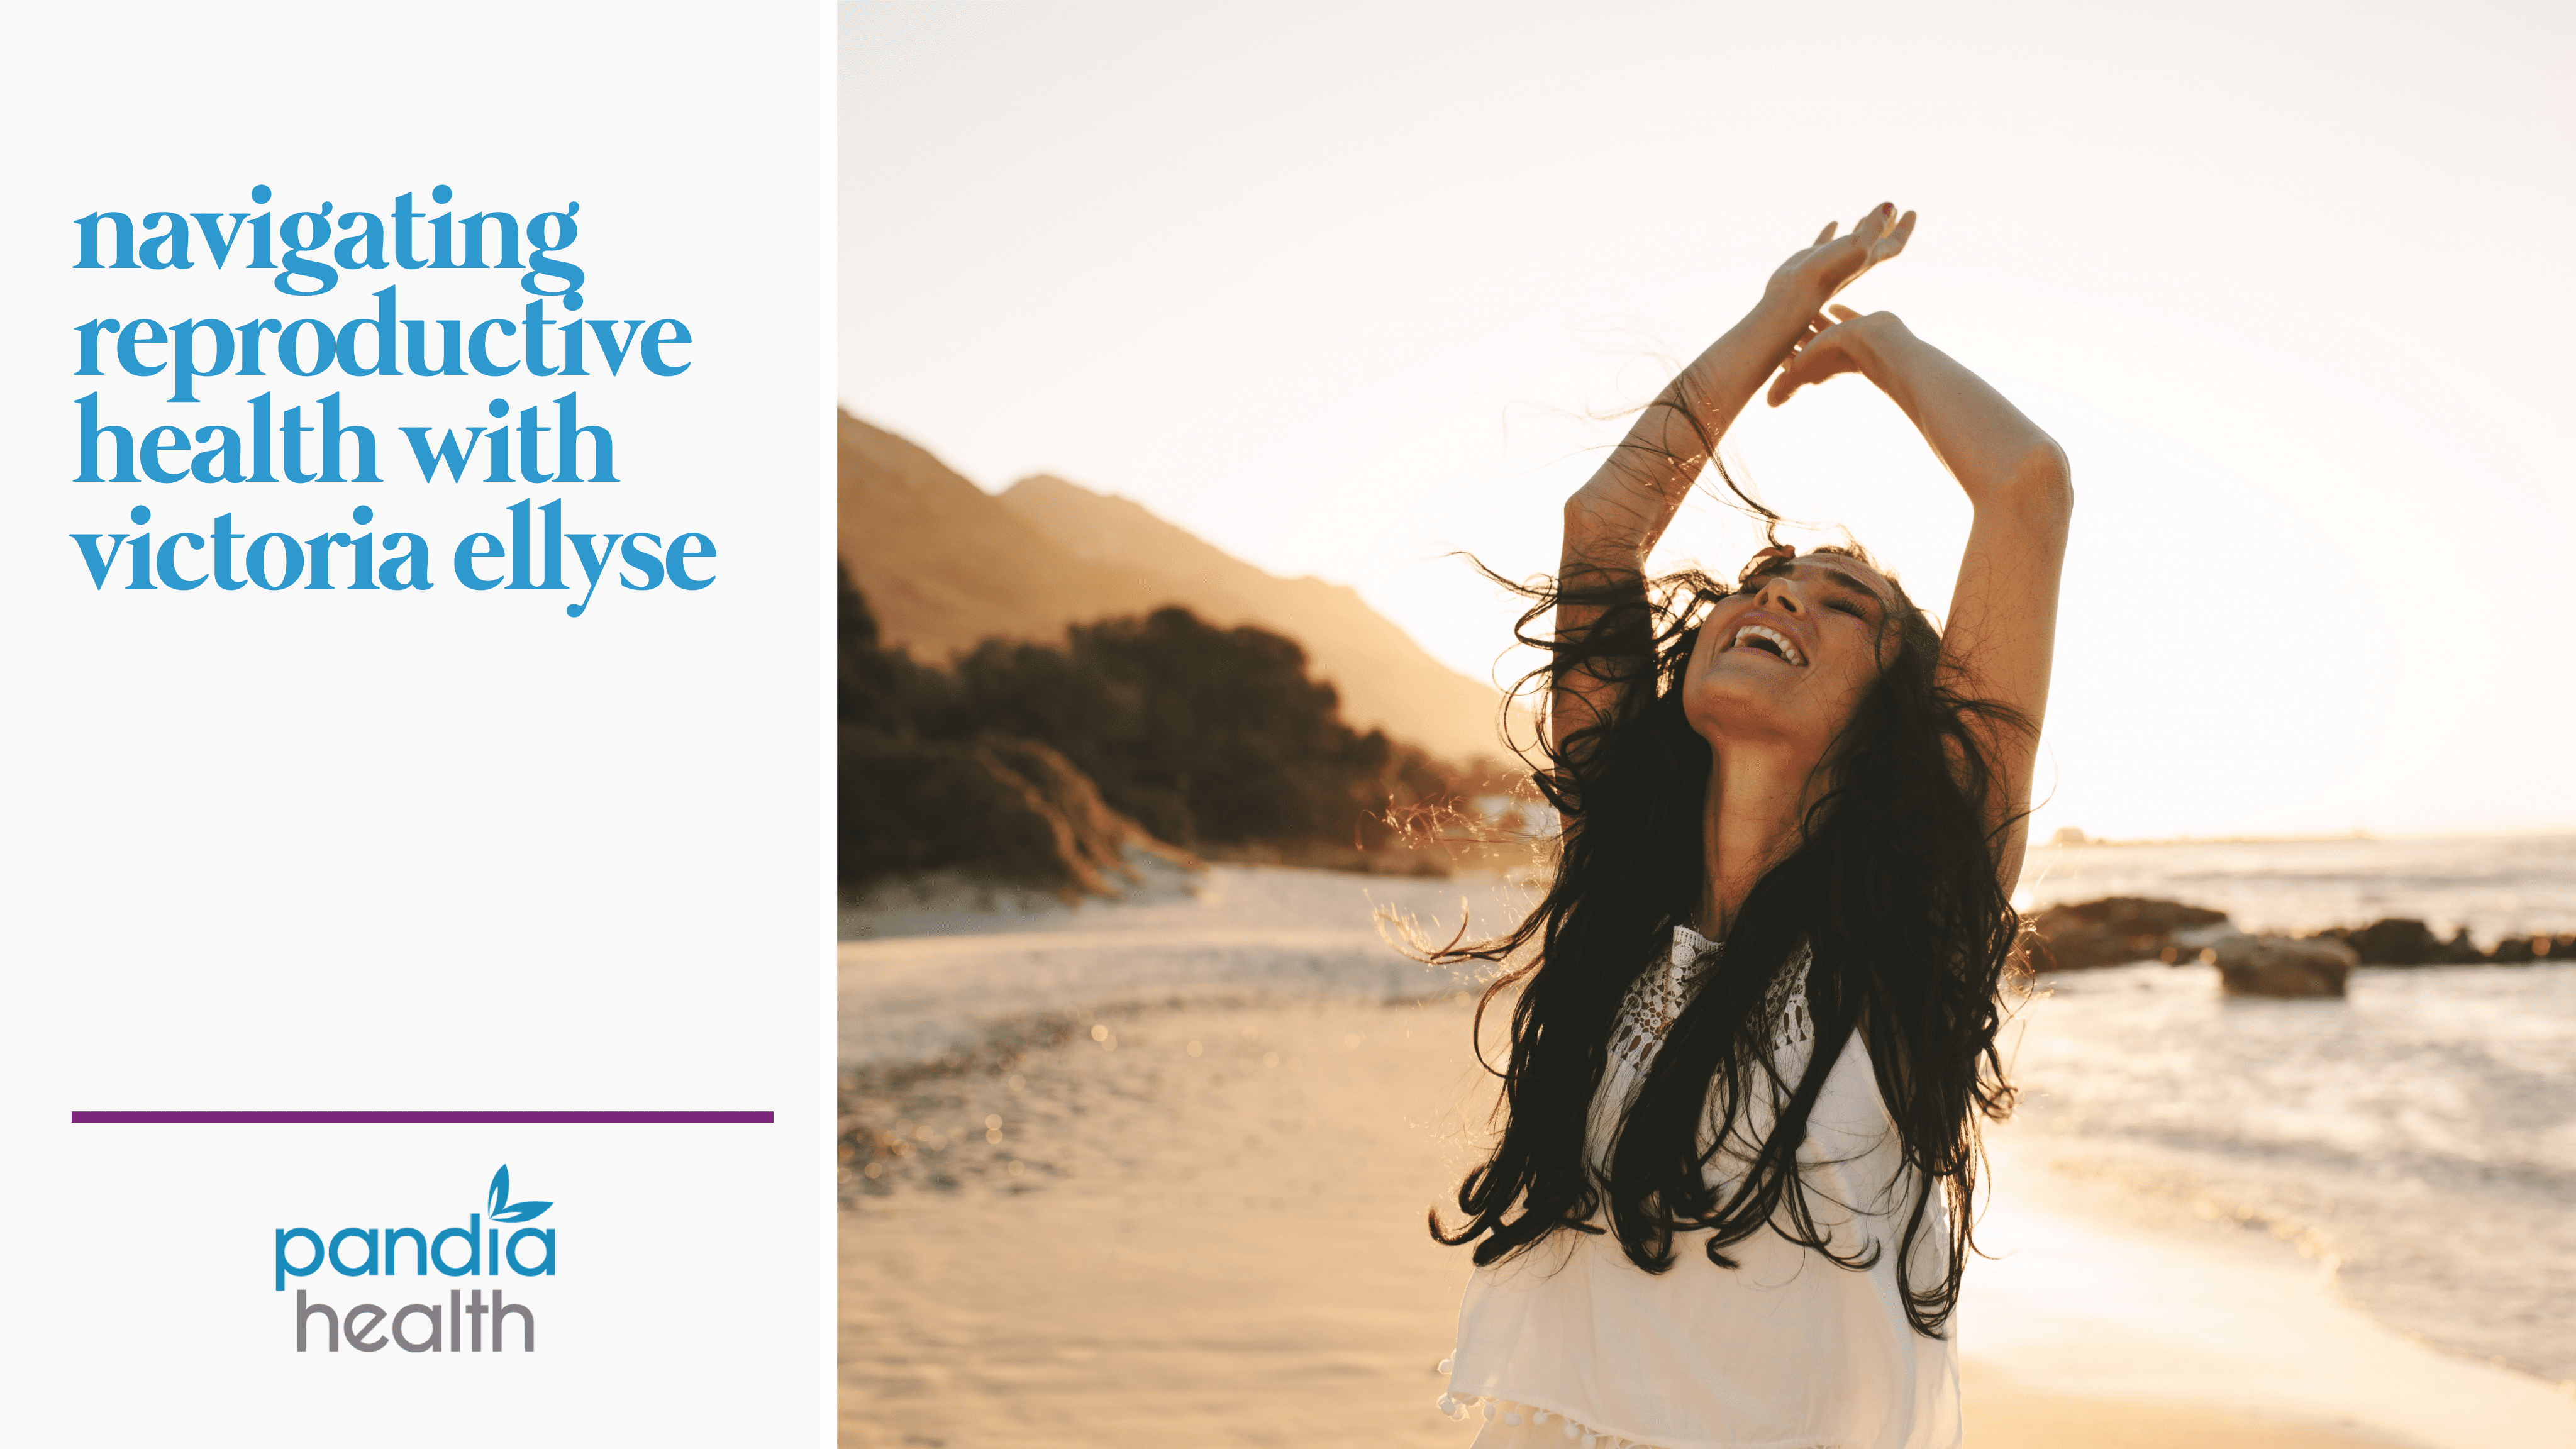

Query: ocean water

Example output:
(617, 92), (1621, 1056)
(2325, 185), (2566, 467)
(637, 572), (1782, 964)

(844, 836), (2576, 1387)
(2004, 835), (2576, 1386)
(2016, 833), (2576, 943)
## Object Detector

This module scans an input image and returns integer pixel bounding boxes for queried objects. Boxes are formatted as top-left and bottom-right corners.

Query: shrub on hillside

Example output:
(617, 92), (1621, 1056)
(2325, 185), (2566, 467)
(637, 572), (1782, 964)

(954, 606), (1411, 849)
(838, 730), (1070, 886)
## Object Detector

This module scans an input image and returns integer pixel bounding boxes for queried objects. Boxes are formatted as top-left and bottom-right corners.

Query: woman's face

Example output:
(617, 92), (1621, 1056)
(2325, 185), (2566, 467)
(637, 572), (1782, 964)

(1682, 549), (1902, 762)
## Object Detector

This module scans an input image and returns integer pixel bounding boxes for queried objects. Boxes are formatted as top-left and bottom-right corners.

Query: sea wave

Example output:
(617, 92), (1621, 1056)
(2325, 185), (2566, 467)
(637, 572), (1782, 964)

(2012, 957), (2576, 1385)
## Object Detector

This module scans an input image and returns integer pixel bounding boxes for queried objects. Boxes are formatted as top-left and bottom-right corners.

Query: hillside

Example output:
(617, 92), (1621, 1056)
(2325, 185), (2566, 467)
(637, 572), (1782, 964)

(838, 411), (1504, 763)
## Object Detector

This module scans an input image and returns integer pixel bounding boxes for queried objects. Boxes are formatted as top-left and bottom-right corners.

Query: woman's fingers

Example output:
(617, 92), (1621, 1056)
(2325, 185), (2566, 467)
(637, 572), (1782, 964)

(1782, 313), (1836, 365)
(1770, 358), (1850, 404)
(1768, 314), (1872, 406)
(1792, 309), (1860, 353)
(1877, 209), (1918, 258)
(1767, 349), (1824, 406)
(1784, 203), (1913, 301)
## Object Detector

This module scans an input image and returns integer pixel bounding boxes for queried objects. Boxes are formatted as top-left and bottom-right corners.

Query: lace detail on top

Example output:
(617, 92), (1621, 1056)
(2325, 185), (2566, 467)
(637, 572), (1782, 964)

(1765, 941), (1814, 1055)
(1607, 924), (1812, 1073)
(1607, 926), (1717, 1072)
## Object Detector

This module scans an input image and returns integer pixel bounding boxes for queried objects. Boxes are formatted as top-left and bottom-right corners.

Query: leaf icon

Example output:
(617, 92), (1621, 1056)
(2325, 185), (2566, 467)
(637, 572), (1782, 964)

(485, 1165), (552, 1222)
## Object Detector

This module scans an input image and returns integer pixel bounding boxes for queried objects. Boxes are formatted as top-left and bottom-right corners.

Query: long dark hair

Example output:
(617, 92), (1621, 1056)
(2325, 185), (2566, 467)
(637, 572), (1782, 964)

(1430, 484), (2031, 1336)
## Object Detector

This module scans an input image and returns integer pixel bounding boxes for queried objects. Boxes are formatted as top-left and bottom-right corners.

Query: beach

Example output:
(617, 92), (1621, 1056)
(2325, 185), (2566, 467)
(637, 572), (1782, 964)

(838, 855), (2576, 1447)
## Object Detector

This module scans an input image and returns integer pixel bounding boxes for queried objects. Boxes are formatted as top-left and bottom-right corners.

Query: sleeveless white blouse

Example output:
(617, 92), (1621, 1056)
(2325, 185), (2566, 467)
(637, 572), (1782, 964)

(1437, 925), (1962, 1449)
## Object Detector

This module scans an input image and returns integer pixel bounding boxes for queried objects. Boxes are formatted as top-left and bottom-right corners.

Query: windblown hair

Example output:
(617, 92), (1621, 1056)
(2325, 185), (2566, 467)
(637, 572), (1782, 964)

(1430, 487), (2032, 1336)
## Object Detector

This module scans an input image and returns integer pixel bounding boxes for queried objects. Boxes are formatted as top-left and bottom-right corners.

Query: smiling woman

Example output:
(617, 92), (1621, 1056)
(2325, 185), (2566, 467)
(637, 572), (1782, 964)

(1424, 206), (2073, 1449)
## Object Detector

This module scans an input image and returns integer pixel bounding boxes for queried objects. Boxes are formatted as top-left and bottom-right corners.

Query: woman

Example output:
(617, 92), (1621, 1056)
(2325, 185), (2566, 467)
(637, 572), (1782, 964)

(1430, 204), (2071, 1449)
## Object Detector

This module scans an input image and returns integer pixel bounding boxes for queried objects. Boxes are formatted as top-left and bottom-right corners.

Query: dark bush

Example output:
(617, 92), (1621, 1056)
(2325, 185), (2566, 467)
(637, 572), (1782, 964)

(955, 606), (1406, 848)
(837, 729), (1073, 886)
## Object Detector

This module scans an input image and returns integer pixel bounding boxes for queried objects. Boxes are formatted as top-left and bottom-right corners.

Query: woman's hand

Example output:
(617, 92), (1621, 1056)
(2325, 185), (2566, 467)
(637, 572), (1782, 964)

(1765, 204), (1917, 308)
(1762, 293), (2075, 890)
(1765, 304), (1905, 408)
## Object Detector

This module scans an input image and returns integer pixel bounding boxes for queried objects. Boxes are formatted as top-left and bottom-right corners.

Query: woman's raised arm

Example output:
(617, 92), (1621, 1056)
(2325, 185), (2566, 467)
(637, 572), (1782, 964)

(1769, 307), (2074, 884)
(1553, 204), (1917, 750)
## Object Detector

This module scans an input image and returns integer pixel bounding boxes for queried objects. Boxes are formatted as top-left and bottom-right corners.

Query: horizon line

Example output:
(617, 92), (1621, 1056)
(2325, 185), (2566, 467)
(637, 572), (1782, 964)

(2037, 827), (2576, 848)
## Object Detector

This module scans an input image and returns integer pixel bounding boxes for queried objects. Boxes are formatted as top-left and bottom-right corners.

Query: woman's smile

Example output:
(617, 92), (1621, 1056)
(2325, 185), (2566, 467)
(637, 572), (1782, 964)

(1729, 622), (1807, 665)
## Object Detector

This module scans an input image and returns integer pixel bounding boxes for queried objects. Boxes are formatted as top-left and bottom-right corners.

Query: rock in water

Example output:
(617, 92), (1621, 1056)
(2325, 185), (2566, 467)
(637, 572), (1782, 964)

(2341, 918), (2443, 965)
(2212, 934), (2358, 998)
(2026, 897), (2232, 970)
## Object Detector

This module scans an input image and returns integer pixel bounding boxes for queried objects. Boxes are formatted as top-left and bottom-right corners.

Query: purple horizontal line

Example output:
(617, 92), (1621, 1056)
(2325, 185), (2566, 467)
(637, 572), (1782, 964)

(70, 1111), (774, 1124)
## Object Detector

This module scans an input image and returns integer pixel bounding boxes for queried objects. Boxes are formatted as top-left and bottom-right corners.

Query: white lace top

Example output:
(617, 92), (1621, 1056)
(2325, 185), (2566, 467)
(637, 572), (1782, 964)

(1438, 925), (1961, 1449)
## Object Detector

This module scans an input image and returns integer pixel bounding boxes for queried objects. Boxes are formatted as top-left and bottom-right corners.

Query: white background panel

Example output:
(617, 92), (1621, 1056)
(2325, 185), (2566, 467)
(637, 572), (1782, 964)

(0, 3), (835, 1442)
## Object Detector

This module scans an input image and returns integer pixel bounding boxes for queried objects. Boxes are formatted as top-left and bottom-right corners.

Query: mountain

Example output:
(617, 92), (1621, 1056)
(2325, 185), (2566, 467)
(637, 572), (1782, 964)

(837, 411), (1504, 763)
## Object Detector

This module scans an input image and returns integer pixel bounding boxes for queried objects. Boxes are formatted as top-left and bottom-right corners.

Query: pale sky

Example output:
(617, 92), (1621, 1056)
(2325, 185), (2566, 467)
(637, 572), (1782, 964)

(841, 1), (2575, 841)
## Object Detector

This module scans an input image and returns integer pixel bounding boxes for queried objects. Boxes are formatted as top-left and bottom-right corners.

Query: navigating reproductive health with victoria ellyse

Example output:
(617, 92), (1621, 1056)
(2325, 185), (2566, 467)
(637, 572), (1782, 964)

(64, 184), (721, 618)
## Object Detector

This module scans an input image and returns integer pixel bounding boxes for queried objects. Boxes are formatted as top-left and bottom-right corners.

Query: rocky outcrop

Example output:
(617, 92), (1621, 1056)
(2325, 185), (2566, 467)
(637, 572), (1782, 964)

(2337, 918), (2438, 964)
(2025, 896), (2232, 970)
(2178, 925), (2358, 997)
(2306, 918), (2568, 965)
(975, 736), (1204, 899)
(2024, 897), (2568, 983)
(2317, 918), (2477, 965)
(2489, 933), (2575, 963)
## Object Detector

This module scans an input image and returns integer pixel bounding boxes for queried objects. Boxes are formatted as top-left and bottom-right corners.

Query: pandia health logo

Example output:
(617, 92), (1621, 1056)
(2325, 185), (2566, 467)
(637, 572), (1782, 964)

(274, 1165), (557, 1353)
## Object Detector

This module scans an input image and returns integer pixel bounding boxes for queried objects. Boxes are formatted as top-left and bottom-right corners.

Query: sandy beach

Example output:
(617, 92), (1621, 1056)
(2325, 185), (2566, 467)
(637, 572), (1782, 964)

(838, 868), (2576, 1447)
